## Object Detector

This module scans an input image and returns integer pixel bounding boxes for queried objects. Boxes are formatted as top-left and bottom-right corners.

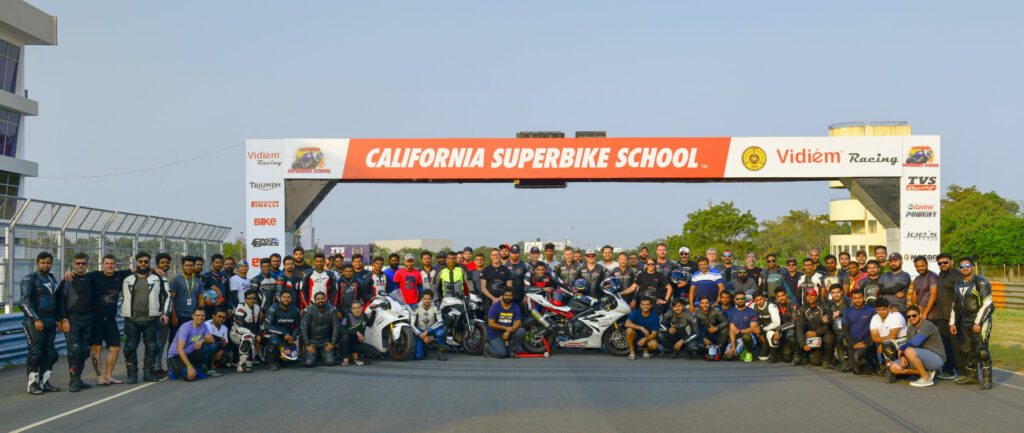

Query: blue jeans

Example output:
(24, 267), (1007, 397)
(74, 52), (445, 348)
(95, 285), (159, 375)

(486, 328), (526, 358)
(414, 327), (445, 359)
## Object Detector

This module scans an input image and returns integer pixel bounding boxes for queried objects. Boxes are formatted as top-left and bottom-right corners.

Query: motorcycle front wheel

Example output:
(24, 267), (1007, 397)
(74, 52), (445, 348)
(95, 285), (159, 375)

(462, 322), (488, 355)
(520, 320), (549, 354)
(602, 325), (630, 356)
(387, 326), (416, 361)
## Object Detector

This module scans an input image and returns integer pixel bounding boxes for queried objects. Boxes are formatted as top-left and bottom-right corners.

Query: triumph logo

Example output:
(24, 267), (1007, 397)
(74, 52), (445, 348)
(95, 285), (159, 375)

(251, 238), (280, 247)
(249, 182), (281, 191)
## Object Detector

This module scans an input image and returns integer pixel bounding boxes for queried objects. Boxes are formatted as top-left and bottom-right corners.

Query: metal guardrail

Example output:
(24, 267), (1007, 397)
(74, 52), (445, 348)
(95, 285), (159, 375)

(0, 313), (123, 366)
(992, 281), (1024, 310)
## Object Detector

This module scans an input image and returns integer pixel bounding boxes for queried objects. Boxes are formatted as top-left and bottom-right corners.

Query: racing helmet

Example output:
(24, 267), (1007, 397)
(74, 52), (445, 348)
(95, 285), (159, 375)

(600, 277), (622, 294)
(806, 336), (822, 349)
(670, 270), (687, 285)
(881, 339), (900, 362)
(572, 279), (588, 293)
(705, 345), (721, 361)
(550, 287), (567, 306)
(280, 344), (299, 362)
(202, 289), (219, 303)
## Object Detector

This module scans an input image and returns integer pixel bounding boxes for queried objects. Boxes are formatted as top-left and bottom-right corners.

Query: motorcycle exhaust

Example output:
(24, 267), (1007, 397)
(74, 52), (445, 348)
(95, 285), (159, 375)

(530, 309), (551, 328)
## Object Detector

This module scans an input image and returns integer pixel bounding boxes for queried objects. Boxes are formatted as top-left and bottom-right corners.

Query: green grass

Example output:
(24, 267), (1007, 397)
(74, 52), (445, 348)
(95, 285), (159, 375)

(991, 309), (1024, 372)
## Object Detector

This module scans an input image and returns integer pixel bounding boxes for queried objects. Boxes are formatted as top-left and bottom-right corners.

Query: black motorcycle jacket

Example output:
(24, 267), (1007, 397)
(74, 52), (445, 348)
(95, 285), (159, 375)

(577, 263), (606, 297)
(553, 261), (583, 290)
(57, 273), (93, 318)
(301, 303), (341, 344)
(796, 302), (830, 347)
(263, 303), (300, 339)
(250, 273), (280, 311)
(751, 301), (780, 332)
(339, 312), (368, 336)
(951, 275), (993, 326)
(20, 271), (60, 322)
(662, 310), (699, 338)
(693, 308), (728, 338)
(334, 275), (364, 311)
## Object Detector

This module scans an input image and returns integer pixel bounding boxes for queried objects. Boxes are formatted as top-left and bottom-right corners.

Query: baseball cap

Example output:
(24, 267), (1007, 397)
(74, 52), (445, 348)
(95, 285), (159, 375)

(463, 246), (473, 253)
(805, 288), (818, 296)
(786, 258), (797, 265)
(856, 249), (866, 255)
(529, 246), (540, 254)
(435, 252), (445, 259)
(500, 244), (511, 250)
(403, 253), (414, 261)
(585, 249), (596, 256)
(678, 247), (690, 254)
(888, 253), (902, 260)
(510, 245), (521, 253)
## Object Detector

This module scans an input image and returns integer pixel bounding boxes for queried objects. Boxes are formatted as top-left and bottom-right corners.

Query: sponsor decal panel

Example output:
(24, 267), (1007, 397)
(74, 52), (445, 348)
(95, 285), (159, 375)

(288, 146), (332, 174)
(903, 145), (938, 167)
(251, 238), (280, 247)
(254, 217), (278, 226)
(247, 151), (282, 167)
(249, 181), (282, 191)
(741, 146), (766, 171)
(905, 176), (937, 191)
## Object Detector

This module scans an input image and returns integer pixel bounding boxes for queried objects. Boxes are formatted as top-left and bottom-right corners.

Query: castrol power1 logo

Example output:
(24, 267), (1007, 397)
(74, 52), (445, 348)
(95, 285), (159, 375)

(340, 137), (732, 180)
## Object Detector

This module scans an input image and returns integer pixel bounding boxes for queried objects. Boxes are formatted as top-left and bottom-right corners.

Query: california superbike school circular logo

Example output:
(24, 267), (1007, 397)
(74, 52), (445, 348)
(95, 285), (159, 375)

(741, 146), (766, 171)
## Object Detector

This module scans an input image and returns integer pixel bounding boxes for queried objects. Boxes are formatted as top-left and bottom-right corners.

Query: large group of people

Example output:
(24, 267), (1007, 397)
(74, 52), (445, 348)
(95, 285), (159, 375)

(17, 241), (995, 395)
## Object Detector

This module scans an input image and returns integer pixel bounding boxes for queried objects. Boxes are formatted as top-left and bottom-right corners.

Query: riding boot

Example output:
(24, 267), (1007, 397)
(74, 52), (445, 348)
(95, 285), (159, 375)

(436, 346), (447, 361)
(41, 371), (60, 392)
(27, 372), (43, 395)
(980, 364), (993, 390)
(956, 364), (978, 385)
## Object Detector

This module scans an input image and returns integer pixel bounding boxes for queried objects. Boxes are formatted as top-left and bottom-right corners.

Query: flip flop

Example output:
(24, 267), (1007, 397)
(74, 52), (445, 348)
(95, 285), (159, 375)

(108, 378), (123, 385)
(97, 379), (110, 386)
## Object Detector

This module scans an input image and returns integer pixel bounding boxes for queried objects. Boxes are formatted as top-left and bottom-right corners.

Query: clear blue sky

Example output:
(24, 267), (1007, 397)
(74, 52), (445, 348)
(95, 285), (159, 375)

(22, 0), (1024, 250)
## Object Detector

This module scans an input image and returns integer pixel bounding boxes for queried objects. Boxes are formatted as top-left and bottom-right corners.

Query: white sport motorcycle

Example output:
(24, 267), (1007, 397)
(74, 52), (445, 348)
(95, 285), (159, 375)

(520, 278), (632, 356)
(365, 291), (417, 361)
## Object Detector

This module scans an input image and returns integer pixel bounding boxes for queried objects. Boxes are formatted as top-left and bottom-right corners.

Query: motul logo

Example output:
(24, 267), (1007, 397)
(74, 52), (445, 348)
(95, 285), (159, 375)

(254, 218), (277, 226)
(251, 201), (280, 208)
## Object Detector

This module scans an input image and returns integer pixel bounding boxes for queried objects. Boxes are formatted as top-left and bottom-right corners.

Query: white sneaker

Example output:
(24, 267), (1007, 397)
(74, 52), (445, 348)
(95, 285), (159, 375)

(928, 370), (936, 382)
(910, 378), (934, 387)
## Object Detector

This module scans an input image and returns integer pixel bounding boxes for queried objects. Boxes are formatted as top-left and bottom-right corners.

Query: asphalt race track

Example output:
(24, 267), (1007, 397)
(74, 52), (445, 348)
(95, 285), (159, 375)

(1, 349), (1023, 432)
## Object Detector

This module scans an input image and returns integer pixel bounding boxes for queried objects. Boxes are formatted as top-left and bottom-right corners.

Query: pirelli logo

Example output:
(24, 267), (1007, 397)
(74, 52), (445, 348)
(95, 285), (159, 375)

(251, 200), (280, 208)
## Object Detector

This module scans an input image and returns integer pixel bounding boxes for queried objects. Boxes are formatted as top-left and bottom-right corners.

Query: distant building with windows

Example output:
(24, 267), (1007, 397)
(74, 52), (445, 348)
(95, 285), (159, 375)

(0, 1), (57, 197)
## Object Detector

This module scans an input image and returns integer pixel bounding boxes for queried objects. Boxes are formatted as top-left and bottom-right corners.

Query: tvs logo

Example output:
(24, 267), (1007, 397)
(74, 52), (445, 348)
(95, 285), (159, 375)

(904, 146), (937, 167)
(249, 182), (281, 191)
(288, 146), (331, 174)
(905, 203), (937, 218)
(905, 176), (937, 191)
(247, 151), (282, 167)
(253, 218), (278, 226)
(904, 231), (938, 241)
(251, 238), (280, 247)
(741, 146), (766, 171)
(251, 200), (280, 208)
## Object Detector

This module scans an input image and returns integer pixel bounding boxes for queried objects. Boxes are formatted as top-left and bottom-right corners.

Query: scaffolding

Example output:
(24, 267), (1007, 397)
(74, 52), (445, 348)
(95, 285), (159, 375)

(0, 196), (230, 313)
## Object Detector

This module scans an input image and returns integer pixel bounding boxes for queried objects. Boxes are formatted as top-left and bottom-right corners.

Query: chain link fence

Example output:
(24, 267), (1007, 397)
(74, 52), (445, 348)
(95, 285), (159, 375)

(0, 195), (230, 312)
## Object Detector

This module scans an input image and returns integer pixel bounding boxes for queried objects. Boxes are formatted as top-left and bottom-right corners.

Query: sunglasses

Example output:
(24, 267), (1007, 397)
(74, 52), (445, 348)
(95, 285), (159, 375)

(73, 262), (87, 266)
(245, 296), (257, 300)
(723, 254), (732, 257)
(906, 314), (918, 319)
(766, 259), (776, 263)
(960, 264), (972, 269)
(646, 263), (656, 266)
(938, 261), (950, 265)
(137, 260), (149, 264)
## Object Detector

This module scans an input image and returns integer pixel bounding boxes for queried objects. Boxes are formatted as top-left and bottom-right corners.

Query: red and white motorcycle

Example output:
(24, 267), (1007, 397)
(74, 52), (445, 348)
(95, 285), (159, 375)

(520, 278), (632, 356)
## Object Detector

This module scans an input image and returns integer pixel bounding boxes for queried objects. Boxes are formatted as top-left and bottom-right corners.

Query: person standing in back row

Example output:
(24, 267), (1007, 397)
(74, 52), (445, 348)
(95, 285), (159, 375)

(56, 253), (94, 392)
(950, 257), (994, 390)
(120, 252), (170, 384)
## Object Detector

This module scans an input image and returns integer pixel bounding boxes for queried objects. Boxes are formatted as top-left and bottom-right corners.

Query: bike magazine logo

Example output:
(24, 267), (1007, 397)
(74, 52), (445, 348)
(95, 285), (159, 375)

(249, 181), (281, 191)
(905, 203), (937, 218)
(247, 150), (282, 167)
(903, 145), (937, 167)
(288, 146), (331, 174)
(741, 146), (766, 171)
(905, 176), (937, 191)
(253, 217), (278, 226)
(904, 231), (938, 241)
(251, 200), (280, 208)
(251, 238), (280, 247)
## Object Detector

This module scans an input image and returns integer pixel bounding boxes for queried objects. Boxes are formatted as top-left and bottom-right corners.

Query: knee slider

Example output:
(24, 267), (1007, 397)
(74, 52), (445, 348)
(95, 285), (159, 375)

(979, 349), (991, 363)
(240, 340), (252, 353)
